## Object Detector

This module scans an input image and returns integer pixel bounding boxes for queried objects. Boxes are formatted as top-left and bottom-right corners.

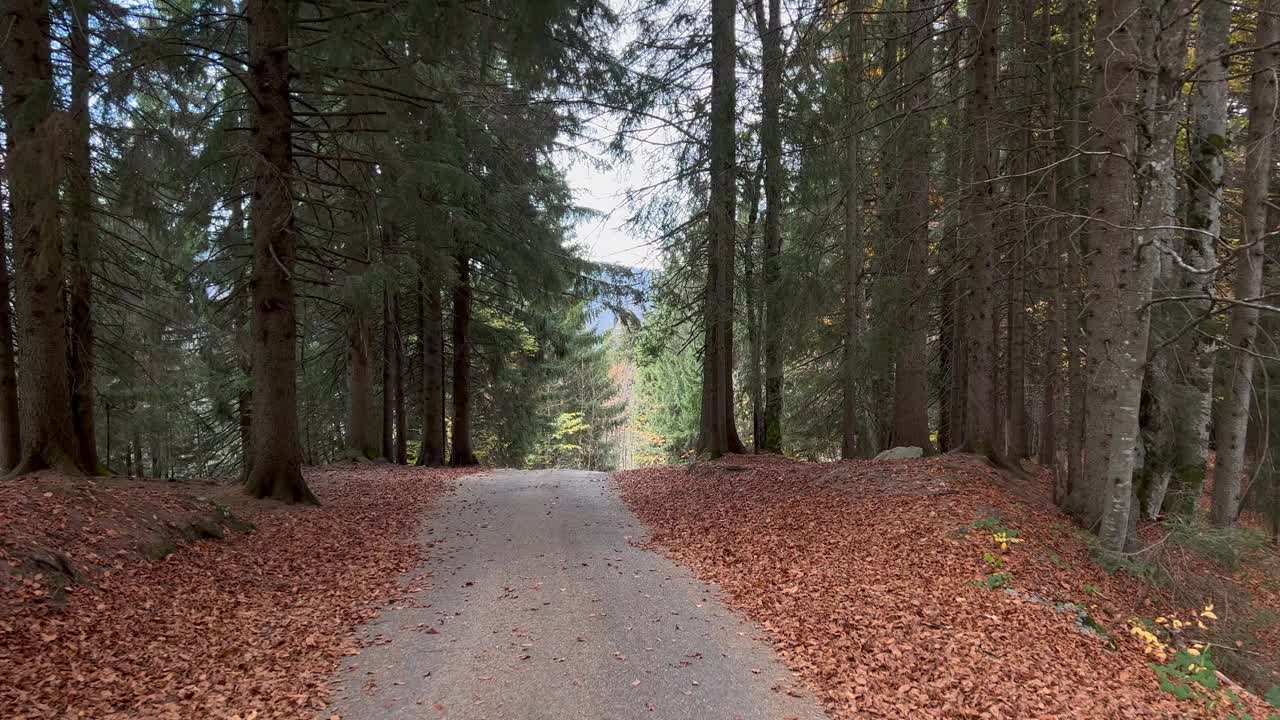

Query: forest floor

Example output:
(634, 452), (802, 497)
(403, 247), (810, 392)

(4, 458), (1278, 719)
(0, 464), (469, 719)
(616, 454), (1280, 719)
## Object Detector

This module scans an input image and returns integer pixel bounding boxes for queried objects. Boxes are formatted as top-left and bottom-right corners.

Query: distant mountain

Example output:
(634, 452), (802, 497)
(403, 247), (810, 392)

(587, 267), (652, 335)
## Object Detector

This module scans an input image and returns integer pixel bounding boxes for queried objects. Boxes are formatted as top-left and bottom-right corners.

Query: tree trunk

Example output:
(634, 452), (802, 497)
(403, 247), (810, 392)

(757, 0), (784, 454)
(241, 0), (316, 503)
(382, 230), (407, 465)
(940, 6), (967, 454)
(1161, 0), (1230, 517)
(695, 0), (746, 458)
(1212, 1), (1279, 526)
(381, 224), (404, 463)
(1066, 0), (1147, 551)
(961, 0), (1000, 458)
(841, 0), (866, 459)
(67, 0), (98, 474)
(417, 262), (446, 466)
(450, 252), (478, 467)
(743, 160), (764, 452)
(348, 239), (378, 460)
(1063, 0), (1089, 506)
(1, 0), (83, 477)
(892, 0), (933, 452)
(0, 182), (20, 472)
(1038, 0), (1061, 471)
(1134, 0), (1191, 519)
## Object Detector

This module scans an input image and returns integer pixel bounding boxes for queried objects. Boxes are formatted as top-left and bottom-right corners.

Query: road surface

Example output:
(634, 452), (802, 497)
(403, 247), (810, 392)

(326, 469), (825, 720)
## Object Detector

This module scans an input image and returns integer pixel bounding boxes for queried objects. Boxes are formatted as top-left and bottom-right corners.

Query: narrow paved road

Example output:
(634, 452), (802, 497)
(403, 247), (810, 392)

(327, 469), (825, 720)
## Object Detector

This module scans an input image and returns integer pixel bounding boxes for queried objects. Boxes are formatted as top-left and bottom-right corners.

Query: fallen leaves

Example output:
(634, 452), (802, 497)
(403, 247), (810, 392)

(0, 464), (469, 719)
(615, 454), (1276, 719)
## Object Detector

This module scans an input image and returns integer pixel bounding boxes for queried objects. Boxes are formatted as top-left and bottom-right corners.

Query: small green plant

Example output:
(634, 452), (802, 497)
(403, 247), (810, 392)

(1151, 646), (1218, 701)
(973, 572), (1011, 590)
(1084, 583), (1102, 597)
(972, 516), (1019, 538)
(983, 551), (1004, 572)
(1266, 685), (1280, 709)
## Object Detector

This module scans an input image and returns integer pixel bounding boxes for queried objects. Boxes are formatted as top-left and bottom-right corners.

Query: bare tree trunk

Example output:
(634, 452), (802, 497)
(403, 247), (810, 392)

(416, 261), (446, 466)
(841, 0), (866, 459)
(1, 0), (83, 477)
(1067, 0), (1147, 551)
(348, 239), (378, 460)
(1161, 0), (1230, 517)
(241, 0), (316, 503)
(387, 251), (406, 464)
(1134, 0), (1191, 519)
(1212, 1), (1279, 526)
(1064, 0), (1088, 506)
(450, 252), (478, 467)
(1038, 0), (1061, 471)
(961, 0), (1000, 458)
(0, 182), (20, 472)
(381, 225), (404, 463)
(742, 161), (764, 452)
(382, 289), (394, 461)
(67, 0), (98, 474)
(940, 6), (967, 454)
(892, 0), (934, 452)
(696, 0), (745, 458)
(756, 0), (784, 453)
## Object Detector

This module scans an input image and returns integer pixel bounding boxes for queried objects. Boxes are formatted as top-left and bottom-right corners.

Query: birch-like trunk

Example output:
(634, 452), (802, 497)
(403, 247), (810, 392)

(1211, 1), (1280, 526)
(1068, 0), (1148, 551)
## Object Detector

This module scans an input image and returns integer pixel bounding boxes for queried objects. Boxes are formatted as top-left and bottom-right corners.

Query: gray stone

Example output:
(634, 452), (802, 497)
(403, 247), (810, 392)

(874, 446), (924, 460)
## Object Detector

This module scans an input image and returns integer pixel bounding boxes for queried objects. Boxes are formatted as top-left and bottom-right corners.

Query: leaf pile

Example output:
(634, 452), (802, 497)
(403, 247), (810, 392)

(615, 455), (1276, 719)
(0, 464), (468, 719)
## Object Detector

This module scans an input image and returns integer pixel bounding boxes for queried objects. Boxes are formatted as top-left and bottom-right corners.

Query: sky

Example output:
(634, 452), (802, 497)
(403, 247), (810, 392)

(562, 153), (662, 270)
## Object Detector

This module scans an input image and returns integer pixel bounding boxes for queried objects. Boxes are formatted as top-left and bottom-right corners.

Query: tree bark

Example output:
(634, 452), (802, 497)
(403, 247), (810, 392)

(695, 0), (746, 458)
(67, 0), (98, 474)
(382, 227), (407, 465)
(348, 234), (378, 460)
(940, 5), (967, 454)
(1, 0), (83, 477)
(416, 260), (446, 466)
(757, 0), (784, 454)
(892, 0), (933, 452)
(1160, 0), (1230, 517)
(1066, 0), (1147, 551)
(0, 181), (20, 472)
(1134, 0), (1191, 519)
(841, 0), (866, 459)
(961, 0), (1000, 458)
(1212, 0), (1279, 526)
(241, 0), (316, 503)
(1038, 0), (1061, 471)
(743, 160), (764, 452)
(450, 252), (478, 467)
(1064, 0), (1089, 507)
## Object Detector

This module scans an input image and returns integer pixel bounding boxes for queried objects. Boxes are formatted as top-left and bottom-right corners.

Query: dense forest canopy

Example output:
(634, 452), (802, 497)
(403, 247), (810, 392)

(1, 0), (1279, 550)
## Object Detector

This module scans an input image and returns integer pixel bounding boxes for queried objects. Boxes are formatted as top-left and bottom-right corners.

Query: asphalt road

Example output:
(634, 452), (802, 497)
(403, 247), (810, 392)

(326, 469), (825, 720)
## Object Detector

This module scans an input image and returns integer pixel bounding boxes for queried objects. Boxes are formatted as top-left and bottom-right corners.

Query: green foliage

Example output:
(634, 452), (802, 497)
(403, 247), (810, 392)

(973, 573), (1011, 590)
(1167, 520), (1269, 570)
(1265, 685), (1280, 709)
(1152, 647), (1218, 702)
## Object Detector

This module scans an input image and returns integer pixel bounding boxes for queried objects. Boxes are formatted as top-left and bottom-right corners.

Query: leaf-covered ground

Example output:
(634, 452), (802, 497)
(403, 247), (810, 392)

(0, 465), (469, 719)
(615, 455), (1280, 719)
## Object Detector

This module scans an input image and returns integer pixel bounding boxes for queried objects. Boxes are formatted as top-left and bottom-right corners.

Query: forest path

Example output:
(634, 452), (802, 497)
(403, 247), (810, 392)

(326, 469), (824, 720)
